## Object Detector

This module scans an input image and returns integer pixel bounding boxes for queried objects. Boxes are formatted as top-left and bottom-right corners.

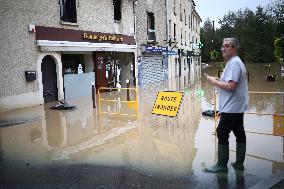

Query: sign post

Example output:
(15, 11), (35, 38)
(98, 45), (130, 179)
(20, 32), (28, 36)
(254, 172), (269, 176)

(152, 91), (183, 117)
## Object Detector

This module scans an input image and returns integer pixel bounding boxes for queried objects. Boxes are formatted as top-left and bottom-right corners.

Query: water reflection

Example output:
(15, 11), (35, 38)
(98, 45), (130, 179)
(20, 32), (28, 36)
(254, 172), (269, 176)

(0, 63), (284, 187)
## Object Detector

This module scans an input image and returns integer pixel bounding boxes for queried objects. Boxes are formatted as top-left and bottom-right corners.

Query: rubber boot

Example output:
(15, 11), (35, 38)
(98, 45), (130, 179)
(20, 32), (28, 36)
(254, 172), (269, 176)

(205, 144), (229, 173)
(231, 143), (246, 171)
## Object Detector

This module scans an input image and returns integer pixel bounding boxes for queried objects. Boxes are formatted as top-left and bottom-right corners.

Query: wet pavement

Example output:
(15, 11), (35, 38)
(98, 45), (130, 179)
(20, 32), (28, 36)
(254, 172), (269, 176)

(1, 63), (284, 189)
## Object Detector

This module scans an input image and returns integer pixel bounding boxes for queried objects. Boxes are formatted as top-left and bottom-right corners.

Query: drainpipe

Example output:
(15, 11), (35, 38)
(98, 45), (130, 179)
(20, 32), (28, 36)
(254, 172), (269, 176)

(133, 0), (138, 87)
(165, 0), (168, 40)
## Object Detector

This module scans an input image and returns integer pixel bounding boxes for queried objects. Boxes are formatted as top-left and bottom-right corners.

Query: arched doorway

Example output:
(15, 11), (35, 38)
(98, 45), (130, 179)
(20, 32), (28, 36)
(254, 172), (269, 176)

(41, 56), (58, 103)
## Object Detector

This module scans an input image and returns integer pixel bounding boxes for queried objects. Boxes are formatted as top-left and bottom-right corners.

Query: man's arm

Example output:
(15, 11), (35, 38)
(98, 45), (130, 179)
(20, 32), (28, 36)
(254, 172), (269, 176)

(206, 76), (237, 91)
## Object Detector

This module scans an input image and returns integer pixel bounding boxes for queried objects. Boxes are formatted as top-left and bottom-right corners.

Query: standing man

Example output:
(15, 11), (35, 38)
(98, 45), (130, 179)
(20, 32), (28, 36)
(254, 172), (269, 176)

(205, 38), (249, 173)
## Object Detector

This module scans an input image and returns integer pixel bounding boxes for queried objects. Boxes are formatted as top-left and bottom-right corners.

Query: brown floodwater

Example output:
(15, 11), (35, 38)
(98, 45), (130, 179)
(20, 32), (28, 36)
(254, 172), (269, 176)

(0, 63), (284, 188)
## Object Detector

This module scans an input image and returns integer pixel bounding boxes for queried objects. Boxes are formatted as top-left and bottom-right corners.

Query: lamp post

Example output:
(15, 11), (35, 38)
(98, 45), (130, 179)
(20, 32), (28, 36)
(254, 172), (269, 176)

(212, 20), (215, 43)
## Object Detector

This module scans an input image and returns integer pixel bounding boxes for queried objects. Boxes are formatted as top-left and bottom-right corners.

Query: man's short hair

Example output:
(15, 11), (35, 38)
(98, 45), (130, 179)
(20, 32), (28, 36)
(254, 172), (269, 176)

(224, 38), (239, 51)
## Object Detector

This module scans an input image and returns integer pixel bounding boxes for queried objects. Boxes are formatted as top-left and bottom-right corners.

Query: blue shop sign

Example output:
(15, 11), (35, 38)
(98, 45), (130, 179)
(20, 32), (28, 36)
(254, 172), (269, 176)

(145, 46), (168, 52)
(165, 51), (177, 55)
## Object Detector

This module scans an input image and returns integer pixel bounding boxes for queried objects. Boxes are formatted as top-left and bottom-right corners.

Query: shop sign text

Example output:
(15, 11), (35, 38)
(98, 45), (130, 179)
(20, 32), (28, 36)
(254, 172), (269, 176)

(83, 33), (123, 42)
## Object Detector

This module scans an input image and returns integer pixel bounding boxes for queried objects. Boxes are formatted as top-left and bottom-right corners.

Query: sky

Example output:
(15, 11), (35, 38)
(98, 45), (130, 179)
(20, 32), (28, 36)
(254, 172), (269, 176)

(194, 0), (272, 27)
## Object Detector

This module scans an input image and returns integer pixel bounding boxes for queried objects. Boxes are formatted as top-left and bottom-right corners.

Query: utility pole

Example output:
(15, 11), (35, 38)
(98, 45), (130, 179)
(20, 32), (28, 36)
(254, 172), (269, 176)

(212, 20), (215, 67)
(212, 20), (215, 43)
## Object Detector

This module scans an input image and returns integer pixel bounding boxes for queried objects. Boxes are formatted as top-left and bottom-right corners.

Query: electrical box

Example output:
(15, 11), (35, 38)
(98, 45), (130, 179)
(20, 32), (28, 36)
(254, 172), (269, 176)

(25, 71), (36, 81)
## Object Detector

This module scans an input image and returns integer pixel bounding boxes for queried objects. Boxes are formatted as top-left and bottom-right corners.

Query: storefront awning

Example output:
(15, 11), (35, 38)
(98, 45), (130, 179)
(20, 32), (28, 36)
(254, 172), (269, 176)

(37, 40), (137, 52)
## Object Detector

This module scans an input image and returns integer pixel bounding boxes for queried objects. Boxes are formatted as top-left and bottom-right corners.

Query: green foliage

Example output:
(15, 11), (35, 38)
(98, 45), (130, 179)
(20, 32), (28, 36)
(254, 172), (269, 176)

(210, 50), (219, 61)
(200, 0), (283, 63)
(274, 37), (284, 64)
(198, 42), (204, 49)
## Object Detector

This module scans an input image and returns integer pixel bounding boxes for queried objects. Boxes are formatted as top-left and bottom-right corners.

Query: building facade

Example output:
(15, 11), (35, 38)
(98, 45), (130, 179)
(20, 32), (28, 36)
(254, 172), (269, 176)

(0, 0), (202, 112)
(0, 0), (137, 112)
(134, 0), (202, 90)
(134, 0), (168, 89)
(166, 0), (202, 90)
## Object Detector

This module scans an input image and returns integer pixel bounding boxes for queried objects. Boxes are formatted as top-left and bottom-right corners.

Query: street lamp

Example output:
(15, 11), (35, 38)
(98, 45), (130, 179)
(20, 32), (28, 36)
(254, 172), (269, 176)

(212, 20), (215, 43)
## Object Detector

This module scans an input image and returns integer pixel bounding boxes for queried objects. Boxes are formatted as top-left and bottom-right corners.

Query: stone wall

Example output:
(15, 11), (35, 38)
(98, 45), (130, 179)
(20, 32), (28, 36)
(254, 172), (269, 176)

(0, 0), (134, 98)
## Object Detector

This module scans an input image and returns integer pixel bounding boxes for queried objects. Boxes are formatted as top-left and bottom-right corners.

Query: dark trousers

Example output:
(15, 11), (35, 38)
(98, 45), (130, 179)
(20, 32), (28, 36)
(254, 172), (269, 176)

(217, 113), (246, 145)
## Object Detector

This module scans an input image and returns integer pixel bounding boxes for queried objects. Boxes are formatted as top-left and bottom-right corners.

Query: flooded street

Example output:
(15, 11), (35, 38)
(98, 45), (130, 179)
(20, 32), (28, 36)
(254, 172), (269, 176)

(1, 63), (284, 189)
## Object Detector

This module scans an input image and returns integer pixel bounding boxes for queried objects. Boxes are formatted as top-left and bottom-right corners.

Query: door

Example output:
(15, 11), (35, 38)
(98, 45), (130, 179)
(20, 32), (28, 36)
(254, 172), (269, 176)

(141, 54), (163, 87)
(41, 56), (58, 103)
(93, 52), (107, 92)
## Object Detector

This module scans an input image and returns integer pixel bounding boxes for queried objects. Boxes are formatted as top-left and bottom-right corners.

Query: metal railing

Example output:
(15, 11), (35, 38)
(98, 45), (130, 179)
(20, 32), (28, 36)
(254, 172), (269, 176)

(213, 90), (284, 136)
(98, 87), (139, 118)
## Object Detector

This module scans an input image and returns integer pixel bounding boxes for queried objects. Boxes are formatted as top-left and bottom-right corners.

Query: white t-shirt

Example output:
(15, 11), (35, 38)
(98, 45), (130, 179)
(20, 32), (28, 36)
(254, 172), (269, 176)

(219, 56), (249, 113)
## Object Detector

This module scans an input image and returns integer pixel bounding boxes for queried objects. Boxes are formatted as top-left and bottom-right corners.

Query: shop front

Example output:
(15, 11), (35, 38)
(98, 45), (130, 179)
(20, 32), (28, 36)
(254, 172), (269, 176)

(139, 45), (168, 89)
(36, 26), (137, 103)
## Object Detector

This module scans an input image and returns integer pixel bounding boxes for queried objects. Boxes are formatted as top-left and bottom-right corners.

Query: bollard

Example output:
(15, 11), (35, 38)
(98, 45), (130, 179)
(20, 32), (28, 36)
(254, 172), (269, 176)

(92, 82), (96, 108)
(126, 79), (130, 101)
(63, 87), (66, 101)
(246, 71), (250, 82)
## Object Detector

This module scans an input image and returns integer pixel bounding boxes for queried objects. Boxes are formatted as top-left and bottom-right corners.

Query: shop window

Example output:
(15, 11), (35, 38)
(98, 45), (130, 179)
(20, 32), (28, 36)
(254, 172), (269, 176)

(147, 12), (156, 42)
(113, 0), (121, 21)
(60, 0), (77, 23)
(62, 54), (85, 75)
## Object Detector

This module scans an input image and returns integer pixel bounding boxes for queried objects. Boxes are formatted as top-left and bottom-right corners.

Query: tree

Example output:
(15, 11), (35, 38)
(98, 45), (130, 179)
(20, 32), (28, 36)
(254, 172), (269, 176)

(267, 0), (284, 36)
(274, 37), (284, 64)
(210, 50), (220, 67)
(200, 18), (214, 63)
(200, 0), (283, 63)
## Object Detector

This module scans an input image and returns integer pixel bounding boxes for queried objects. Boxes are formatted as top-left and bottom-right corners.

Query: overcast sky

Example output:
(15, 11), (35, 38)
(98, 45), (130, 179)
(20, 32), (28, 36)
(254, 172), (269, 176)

(194, 0), (272, 26)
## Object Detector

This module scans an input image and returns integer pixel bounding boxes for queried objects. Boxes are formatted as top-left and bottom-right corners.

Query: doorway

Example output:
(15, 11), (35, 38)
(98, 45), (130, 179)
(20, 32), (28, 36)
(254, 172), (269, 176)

(41, 56), (58, 103)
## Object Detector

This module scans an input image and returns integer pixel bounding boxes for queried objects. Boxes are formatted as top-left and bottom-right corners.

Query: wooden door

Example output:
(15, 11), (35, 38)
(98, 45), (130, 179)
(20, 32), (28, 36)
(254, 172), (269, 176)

(41, 56), (58, 103)
(93, 52), (107, 92)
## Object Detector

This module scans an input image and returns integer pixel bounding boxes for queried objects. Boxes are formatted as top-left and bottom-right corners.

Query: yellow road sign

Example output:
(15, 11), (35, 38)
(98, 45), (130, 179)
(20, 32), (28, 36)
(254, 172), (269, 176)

(152, 91), (183, 117)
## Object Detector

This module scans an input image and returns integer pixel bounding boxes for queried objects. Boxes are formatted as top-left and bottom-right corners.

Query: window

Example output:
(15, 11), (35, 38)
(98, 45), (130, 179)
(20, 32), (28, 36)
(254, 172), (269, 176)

(181, 28), (183, 45)
(113, 0), (121, 21)
(191, 14), (193, 29)
(174, 23), (176, 39)
(185, 31), (187, 46)
(147, 12), (156, 41)
(169, 20), (172, 37)
(180, 4), (183, 21)
(188, 15), (191, 28)
(184, 9), (186, 24)
(60, 0), (77, 23)
(174, 0), (176, 15)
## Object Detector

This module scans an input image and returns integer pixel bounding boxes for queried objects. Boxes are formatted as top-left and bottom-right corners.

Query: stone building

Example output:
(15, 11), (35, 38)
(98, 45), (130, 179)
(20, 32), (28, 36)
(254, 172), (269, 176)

(134, 0), (168, 88)
(134, 0), (202, 90)
(0, 0), (202, 112)
(0, 0), (137, 112)
(166, 0), (202, 90)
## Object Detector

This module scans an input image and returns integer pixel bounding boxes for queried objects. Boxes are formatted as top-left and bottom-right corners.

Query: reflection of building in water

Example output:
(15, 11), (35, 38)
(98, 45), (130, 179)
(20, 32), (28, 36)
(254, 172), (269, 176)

(273, 115), (284, 136)
(273, 115), (284, 162)
(0, 79), (201, 177)
(134, 82), (202, 176)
